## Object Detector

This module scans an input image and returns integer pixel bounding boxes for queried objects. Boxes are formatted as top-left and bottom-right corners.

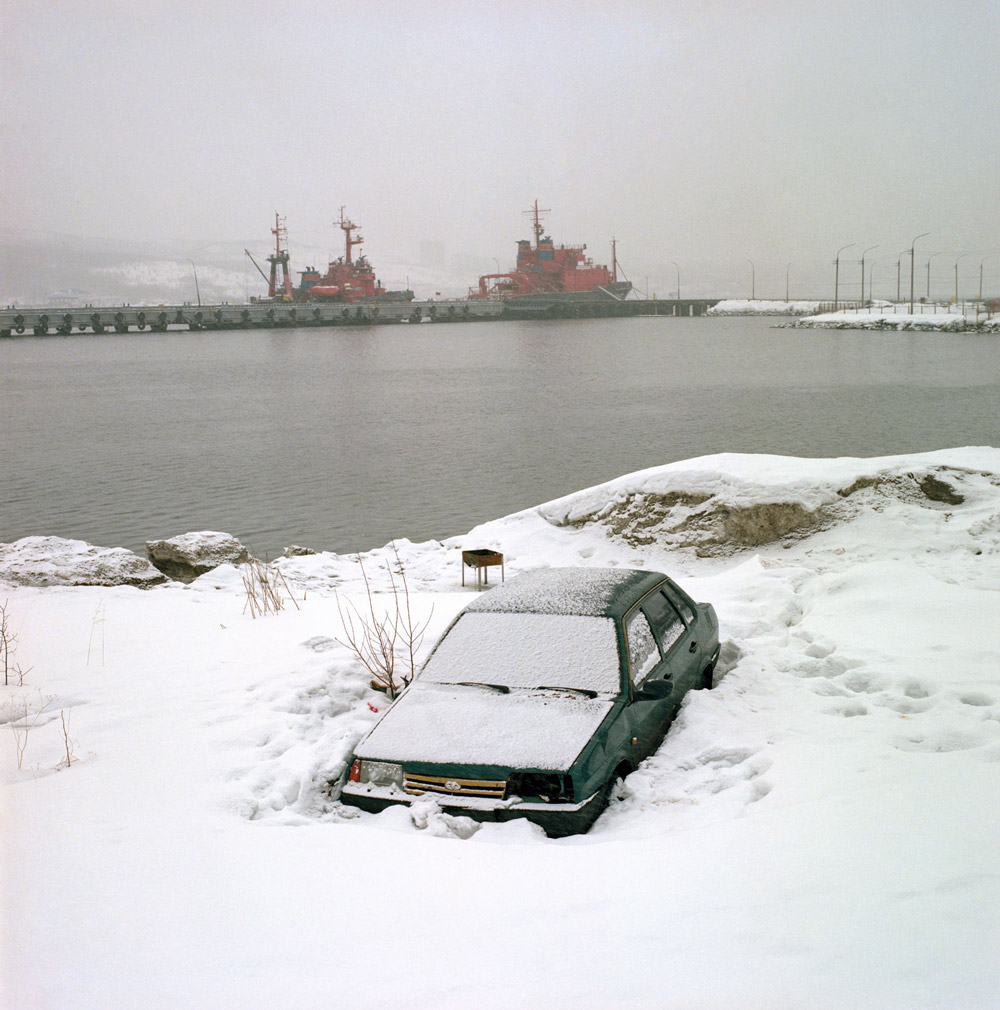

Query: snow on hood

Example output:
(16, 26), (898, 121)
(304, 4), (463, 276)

(355, 682), (615, 769)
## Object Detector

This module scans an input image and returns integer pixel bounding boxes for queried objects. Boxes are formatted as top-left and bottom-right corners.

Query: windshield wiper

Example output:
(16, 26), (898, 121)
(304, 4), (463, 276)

(454, 681), (510, 694)
(537, 685), (598, 699)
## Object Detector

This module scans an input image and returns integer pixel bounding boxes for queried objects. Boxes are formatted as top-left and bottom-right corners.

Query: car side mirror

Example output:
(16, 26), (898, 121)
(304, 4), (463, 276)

(634, 678), (673, 702)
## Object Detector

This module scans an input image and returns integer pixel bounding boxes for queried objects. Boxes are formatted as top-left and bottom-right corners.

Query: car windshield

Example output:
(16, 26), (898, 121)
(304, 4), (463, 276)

(420, 611), (621, 694)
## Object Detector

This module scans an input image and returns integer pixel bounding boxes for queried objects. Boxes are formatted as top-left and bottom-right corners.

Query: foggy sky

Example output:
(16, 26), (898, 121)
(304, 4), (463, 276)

(3, 0), (998, 298)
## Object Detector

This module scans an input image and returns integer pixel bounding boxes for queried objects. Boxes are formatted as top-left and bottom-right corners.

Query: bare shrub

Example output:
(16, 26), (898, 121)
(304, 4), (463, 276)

(3, 692), (51, 770)
(242, 557), (301, 618)
(335, 543), (432, 700)
(60, 709), (77, 767)
(1, 599), (32, 686)
(87, 598), (106, 667)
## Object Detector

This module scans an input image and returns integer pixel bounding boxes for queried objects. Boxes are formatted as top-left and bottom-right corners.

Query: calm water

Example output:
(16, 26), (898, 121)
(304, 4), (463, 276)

(2, 316), (998, 556)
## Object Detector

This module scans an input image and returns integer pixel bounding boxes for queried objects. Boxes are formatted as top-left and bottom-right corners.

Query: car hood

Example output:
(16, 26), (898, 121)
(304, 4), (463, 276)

(355, 682), (617, 770)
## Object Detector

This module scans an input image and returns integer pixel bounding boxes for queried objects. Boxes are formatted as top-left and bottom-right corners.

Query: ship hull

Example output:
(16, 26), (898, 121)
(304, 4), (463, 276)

(500, 280), (632, 307)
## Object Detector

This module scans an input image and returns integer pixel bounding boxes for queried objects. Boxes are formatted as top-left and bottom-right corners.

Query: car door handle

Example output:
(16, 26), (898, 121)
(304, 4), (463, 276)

(689, 641), (698, 653)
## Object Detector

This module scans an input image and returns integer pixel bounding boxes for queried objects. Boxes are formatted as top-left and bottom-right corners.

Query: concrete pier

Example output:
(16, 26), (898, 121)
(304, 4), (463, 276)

(0, 297), (718, 336)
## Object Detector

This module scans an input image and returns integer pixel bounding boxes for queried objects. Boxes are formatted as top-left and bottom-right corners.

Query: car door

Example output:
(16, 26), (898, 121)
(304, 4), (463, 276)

(642, 586), (700, 698)
(623, 603), (674, 763)
(658, 583), (703, 695)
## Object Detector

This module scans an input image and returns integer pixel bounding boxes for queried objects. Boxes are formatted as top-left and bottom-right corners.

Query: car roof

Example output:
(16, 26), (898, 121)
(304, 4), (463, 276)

(463, 567), (670, 620)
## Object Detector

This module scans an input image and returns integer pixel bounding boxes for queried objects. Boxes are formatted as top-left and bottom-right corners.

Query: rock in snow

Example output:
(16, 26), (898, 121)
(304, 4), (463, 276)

(145, 531), (250, 583)
(0, 536), (166, 588)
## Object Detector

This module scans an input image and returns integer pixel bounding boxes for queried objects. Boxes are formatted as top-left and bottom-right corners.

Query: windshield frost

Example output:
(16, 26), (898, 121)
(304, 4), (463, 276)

(420, 612), (621, 694)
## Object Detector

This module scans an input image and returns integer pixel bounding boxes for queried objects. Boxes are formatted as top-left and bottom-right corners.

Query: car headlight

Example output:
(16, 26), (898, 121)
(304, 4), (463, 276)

(507, 772), (574, 803)
(350, 759), (404, 789)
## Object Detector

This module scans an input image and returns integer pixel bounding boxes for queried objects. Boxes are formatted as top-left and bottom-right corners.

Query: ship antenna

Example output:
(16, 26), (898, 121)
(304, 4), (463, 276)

(338, 206), (364, 265)
(524, 199), (550, 249)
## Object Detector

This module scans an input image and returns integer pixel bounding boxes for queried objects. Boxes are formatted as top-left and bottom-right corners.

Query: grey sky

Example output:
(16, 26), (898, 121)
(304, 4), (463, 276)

(3, 0), (998, 296)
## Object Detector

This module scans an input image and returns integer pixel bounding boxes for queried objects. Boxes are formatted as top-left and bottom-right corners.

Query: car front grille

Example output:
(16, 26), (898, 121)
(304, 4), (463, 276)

(403, 772), (507, 799)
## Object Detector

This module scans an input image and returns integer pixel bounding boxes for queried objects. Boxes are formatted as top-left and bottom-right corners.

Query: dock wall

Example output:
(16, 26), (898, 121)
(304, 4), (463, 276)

(0, 298), (718, 336)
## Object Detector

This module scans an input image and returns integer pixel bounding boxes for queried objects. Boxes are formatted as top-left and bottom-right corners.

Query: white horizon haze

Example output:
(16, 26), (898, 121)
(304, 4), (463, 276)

(2, 0), (998, 299)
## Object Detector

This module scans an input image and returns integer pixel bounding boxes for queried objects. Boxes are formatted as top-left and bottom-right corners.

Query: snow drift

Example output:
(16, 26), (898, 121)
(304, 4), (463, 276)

(3, 447), (1000, 1010)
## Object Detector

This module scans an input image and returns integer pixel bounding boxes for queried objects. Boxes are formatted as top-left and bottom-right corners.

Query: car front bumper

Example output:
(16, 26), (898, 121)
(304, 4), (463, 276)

(340, 781), (605, 837)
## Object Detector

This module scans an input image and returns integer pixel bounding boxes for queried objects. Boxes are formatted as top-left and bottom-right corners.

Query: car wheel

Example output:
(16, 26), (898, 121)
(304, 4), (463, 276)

(700, 665), (715, 690)
(586, 763), (631, 832)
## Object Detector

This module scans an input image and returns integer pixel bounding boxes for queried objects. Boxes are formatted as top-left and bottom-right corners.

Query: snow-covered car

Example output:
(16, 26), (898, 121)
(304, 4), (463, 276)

(340, 567), (720, 836)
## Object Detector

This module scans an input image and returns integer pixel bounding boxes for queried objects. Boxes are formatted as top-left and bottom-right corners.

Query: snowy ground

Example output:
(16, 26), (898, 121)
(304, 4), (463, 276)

(3, 448), (1000, 1009)
(795, 302), (998, 331)
(708, 299), (824, 315)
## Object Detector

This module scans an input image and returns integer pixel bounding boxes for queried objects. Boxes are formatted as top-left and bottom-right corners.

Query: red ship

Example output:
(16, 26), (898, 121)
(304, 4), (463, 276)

(247, 210), (411, 303)
(299, 207), (390, 302)
(470, 201), (631, 303)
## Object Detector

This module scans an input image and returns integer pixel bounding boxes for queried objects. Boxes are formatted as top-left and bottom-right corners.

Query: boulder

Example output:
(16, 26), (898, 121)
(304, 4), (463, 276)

(0, 536), (167, 588)
(282, 544), (316, 558)
(145, 531), (250, 583)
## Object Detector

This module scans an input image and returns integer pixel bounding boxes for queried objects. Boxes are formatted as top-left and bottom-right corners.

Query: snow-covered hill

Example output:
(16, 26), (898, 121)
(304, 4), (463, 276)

(3, 447), (999, 1009)
(0, 229), (484, 305)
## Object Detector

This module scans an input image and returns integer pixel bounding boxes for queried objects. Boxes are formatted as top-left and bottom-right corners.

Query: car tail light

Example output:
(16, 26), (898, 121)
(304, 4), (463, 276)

(348, 758), (361, 783)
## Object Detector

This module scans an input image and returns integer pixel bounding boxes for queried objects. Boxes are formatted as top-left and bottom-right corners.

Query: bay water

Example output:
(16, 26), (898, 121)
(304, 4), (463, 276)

(2, 316), (997, 557)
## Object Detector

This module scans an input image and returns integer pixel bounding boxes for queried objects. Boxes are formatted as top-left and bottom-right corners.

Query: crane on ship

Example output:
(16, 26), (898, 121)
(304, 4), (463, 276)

(244, 212), (293, 300)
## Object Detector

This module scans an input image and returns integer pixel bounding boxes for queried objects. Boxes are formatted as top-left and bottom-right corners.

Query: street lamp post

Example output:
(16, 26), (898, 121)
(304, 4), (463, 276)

(187, 259), (201, 308)
(955, 253), (971, 304)
(671, 261), (680, 301)
(835, 243), (855, 311)
(747, 260), (755, 300)
(860, 245), (878, 305)
(869, 262), (876, 303)
(897, 250), (907, 303)
(909, 232), (930, 313)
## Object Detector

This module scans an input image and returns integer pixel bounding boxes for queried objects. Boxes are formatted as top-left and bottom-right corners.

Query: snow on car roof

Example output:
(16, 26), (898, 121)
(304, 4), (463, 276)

(463, 566), (667, 619)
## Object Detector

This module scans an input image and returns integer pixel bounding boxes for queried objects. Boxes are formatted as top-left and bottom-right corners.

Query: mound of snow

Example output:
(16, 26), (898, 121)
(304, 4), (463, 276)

(0, 536), (165, 587)
(464, 448), (1000, 559)
(708, 298), (822, 315)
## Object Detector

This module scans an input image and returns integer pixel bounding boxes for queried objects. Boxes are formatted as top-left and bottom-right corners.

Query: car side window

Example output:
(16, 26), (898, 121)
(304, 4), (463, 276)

(625, 610), (661, 685)
(663, 583), (696, 624)
(642, 589), (686, 654)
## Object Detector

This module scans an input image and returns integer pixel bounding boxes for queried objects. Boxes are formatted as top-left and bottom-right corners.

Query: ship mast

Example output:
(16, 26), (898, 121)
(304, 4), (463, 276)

(611, 237), (618, 283)
(338, 206), (364, 265)
(524, 199), (551, 249)
(267, 212), (292, 299)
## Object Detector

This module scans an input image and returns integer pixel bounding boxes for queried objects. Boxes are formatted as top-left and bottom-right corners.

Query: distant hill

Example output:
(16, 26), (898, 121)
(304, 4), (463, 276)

(0, 229), (483, 306)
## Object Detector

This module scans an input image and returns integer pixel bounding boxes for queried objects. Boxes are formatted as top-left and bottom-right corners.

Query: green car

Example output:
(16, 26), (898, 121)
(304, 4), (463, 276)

(340, 567), (720, 836)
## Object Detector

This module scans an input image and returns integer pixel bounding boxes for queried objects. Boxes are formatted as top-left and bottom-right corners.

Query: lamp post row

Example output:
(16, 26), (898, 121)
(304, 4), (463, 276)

(731, 242), (994, 304)
(827, 236), (992, 308)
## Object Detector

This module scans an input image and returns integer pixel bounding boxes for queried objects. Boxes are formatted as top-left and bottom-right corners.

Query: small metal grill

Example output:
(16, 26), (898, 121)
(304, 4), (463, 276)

(404, 772), (507, 799)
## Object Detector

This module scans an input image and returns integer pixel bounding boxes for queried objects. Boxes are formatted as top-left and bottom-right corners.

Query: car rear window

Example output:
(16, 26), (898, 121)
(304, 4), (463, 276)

(420, 611), (622, 694)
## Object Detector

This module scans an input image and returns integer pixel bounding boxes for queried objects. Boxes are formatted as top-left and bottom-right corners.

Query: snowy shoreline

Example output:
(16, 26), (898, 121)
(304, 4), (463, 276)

(794, 307), (999, 332)
(709, 298), (999, 331)
(4, 446), (1000, 1009)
